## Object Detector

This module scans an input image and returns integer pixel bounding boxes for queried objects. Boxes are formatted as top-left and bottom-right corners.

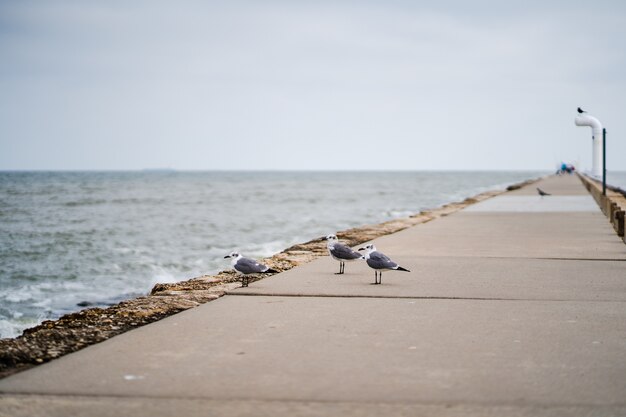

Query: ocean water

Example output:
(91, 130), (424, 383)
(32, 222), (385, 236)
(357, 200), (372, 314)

(606, 171), (626, 191)
(1, 170), (549, 338)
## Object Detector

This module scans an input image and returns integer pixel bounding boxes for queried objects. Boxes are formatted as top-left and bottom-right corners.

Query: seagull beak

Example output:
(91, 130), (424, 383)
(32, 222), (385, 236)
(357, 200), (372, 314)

(223, 255), (230, 259)
(358, 247), (365, 251)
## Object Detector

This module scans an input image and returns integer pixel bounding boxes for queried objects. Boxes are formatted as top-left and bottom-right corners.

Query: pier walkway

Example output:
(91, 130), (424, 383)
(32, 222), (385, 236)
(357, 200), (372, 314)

(1, 175), (626, 416)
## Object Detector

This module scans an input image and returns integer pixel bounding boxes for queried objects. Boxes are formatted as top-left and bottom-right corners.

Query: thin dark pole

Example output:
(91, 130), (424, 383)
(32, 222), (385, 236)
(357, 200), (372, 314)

(602, 128), (606, 196)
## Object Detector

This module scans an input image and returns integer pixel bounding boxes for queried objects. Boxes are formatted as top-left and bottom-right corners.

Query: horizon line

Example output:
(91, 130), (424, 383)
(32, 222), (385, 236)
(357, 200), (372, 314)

(0, 168), (558, 173)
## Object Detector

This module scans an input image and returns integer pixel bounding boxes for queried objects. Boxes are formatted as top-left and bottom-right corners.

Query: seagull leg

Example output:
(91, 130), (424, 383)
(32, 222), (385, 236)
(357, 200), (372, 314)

(379, 271), (382, 285)
(335, 262), (344, 275)
(242, 276), (248, 287)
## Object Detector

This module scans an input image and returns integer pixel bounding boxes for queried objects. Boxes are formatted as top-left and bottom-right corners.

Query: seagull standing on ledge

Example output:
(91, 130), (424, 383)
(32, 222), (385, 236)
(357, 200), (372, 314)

(358, 244), (410, 285)
(224, 252), (278, 287)
(577, 107), (586, 113)
(324, 234), (364, 274)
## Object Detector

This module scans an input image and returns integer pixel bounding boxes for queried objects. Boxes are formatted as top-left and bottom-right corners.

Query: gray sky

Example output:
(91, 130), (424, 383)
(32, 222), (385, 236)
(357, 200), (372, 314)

(1, 0), (625, 171)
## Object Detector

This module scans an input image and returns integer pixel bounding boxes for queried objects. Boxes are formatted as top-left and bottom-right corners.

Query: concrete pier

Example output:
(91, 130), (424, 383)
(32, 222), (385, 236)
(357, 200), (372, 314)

(1, 174), (625, 416)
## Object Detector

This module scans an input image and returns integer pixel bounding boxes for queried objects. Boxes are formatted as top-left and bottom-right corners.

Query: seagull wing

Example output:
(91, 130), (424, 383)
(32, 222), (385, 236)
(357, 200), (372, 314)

(366, 251), (398, 270)
(330, 243), (363, 260)
(235, 257), (269, 274)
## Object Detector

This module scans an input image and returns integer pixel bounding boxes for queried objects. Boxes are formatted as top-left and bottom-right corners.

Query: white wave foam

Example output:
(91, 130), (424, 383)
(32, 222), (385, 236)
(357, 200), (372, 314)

(148, 266), (180, 287)
(0, 317), (41, 339)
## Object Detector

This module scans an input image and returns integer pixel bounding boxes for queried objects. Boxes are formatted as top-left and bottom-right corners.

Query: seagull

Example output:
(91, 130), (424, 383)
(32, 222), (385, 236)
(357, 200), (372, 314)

(324, 234), (364, 274)
(224, 252), (278, 287)
(358, 244), (410, 285)
(577, 107), (586, 114)
(537, 187), (551, 197)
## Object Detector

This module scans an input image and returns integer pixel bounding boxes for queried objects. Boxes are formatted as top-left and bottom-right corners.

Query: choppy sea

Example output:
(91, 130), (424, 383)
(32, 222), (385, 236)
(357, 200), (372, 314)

(3, 170), (622, 339)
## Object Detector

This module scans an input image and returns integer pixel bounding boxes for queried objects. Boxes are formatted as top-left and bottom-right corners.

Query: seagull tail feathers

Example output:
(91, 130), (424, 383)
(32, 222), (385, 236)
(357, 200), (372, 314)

(264, 268), (279, 273)
(395, 266), (410, 272)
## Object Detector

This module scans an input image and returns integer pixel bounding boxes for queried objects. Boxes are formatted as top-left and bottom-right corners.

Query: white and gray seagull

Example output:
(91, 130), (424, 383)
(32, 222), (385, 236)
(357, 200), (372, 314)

(224, 252), (278, 287)
(358, 244), (410, 285)
(324, 234), (364, 274)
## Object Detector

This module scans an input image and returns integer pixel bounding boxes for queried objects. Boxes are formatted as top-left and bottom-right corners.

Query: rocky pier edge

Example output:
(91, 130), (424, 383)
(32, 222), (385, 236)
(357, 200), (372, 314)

(0, 177), (540, 379)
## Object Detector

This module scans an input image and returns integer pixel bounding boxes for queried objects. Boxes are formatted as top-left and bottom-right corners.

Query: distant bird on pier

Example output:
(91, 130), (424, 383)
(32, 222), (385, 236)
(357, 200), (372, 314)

(537, 187), (551, 197)
(224, 252), (278, 287)
(577, 107), (586, 114)
(358, 244), (410, 285)
(324, 234), (364, 274)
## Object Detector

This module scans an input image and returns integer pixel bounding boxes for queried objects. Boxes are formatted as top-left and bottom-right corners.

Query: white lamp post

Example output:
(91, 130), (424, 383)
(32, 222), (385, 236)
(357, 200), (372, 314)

(575, 112), (604, 178)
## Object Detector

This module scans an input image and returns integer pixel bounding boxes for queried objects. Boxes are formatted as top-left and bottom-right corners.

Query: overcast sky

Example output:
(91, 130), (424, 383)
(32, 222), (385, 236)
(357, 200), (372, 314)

(1, 1), (625, 171)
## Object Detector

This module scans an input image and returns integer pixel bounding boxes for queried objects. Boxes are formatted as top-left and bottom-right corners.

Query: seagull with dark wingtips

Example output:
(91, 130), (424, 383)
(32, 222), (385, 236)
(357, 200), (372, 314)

(537, 187), (551, 197)
(224, 252), (278, 287)
(324, 234), (364, 275)
(358, 244), (410, 285)
(577, 107), (586, 114)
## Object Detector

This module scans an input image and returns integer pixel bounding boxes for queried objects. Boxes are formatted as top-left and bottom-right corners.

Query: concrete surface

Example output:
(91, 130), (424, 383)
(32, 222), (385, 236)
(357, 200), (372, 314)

(462, 195), (598, 212)
(1, 174), (625, 417)
(507, 174), (590, 196)
(233, 256), (626, 300)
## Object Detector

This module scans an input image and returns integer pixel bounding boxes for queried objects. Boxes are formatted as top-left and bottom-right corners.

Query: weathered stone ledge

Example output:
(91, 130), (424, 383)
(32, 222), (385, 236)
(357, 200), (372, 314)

(577, 173), (626, 242)
(0, 177), (539, 379)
